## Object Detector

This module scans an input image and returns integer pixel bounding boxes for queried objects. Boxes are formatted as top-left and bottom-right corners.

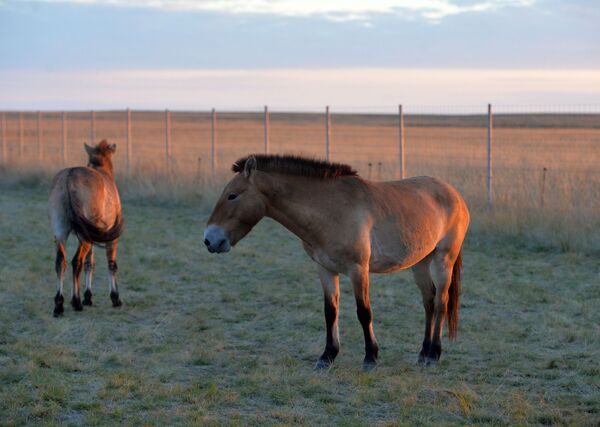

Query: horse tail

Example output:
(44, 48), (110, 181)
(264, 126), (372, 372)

(66, 170), (124, 244)
(447, 249), (462, 340)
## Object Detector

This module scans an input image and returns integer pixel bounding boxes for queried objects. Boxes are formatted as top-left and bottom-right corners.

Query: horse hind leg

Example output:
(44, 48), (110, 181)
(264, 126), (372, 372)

(106, 241), (122, 307)
(54, 241), (67, 317)
(82, 246), (94, 306)
(428, 249), (459, 365)
(71, 241), (91, 311)
(412, 256), (435, 365)
(50, 201), (69, 317)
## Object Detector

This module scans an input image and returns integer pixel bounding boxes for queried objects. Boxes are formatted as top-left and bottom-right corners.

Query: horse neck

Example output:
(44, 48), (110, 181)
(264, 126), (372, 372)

(92, 161), (114, 179)
(256, 173), (340, 246)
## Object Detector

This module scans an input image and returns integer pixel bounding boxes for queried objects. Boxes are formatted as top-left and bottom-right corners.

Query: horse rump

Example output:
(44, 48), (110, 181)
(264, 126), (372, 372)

(66, 179), (123, 244)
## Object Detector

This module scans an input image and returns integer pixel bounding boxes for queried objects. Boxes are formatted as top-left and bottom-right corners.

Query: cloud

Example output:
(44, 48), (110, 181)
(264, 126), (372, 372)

(14, 0), (536, 22)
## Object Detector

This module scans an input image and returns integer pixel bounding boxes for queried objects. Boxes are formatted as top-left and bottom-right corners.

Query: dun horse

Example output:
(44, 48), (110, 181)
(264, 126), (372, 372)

(48, 140), (124, 317)
(204, 155), (469, 368)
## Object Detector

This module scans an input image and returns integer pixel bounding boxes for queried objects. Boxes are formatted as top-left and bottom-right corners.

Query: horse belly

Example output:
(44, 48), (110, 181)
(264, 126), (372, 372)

(368, 228), (435, 273)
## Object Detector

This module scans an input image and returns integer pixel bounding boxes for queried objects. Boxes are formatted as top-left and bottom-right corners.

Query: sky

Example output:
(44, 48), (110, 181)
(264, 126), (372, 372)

(0, 0), (599, 110)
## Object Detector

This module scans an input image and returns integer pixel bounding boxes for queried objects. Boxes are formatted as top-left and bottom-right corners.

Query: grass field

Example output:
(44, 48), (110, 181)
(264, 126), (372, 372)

(1, 176), (599, 426)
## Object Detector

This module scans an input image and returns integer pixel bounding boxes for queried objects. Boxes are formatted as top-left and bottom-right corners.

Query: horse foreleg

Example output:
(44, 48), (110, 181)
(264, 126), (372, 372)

(315, 265), (340, 369)
(54, 241), (67, 317)
(83, 246), (95, 306)
(412, 257), (436, 365)
(350, 265), (379, 369)
(71, 241), (91, 311)
(106, 240), (122, 307)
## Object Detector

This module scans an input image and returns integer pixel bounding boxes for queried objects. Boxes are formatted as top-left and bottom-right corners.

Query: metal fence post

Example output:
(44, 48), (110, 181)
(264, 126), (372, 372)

(264, 105), (270, 154)
(90, 110), (95, 142)
(325, 105), (331, 161)
(398, 104), (405, 179)
(1, 112), (6, 163)
(211, 108), (217, 180)
(37, 111), (42, 162)
(165, 109), (171, 173)
(62, 112), (67, 165)
(126, 108), (132, 174)
(487, 103), (493, 207)
(18, 112), (23, 159)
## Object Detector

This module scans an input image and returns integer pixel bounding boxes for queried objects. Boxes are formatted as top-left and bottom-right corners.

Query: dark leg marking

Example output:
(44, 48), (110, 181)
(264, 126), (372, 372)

(316, 299), (339, 369)
(108, 260), (122, 307)
(356, 302), (379, 369)
(54, 244), (67, 317)
(71, 295), (83, 311)
(110, 291), (122, 307)
(426, 341), (442, 365)
(82, 256), (94, 306)
(71, 253), (85, 311)
(83, 289), (93, 306)
(418, 295), (435, 365)
(54, 291), (64, 317)
(418, 340), (431, 365)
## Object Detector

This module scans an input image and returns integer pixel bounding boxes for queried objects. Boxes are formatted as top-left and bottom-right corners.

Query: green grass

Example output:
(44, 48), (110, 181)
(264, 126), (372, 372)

(0, 181), (599, 426)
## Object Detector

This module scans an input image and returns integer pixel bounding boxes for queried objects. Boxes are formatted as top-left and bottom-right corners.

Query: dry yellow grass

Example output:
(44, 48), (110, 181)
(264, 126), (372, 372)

(2, 110), (600, 251)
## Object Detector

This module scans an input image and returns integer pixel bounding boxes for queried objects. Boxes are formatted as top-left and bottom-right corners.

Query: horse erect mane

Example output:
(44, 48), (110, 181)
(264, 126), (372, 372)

(232, 155), (358, 179)
(95, 140), (113, 154)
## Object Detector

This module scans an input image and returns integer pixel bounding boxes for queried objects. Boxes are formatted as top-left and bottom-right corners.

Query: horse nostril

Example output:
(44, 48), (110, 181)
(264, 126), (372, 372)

(204, 238), (210, 247)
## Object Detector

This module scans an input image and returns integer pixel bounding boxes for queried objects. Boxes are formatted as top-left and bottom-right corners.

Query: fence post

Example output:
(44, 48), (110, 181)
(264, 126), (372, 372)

(37, 111), (42, 162)
(264, 105), (270, 154)
(325, 105), (331, 161)
(165, 109), (171, 173)
(90, 110), (95, 142)
(18, 112), (23, 159)
(62, 112), (67, 165)
(487, 103), (493, 207)
(398, 104), (405, 179)
(126, 108), (132, 174)
(1, 112), (6, 163)
(211, 108), (217, 180)
(540, 167), (547, 209)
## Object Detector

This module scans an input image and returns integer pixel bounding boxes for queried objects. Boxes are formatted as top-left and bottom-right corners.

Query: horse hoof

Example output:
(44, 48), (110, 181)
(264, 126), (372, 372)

(110, 292), (122, 307)
(314, 358), (333, 370)
(83, 290), (93, 306)
(71, 296), (83, 311)
(53, 305), (64, 317)
(417, 354), (427, 365)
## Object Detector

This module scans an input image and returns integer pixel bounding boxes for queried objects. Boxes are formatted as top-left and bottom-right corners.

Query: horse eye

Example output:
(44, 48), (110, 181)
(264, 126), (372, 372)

(227, 193), (238, 201)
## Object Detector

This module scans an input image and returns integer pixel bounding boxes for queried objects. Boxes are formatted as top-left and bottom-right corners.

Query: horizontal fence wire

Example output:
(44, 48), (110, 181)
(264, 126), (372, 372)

(1, 105), (599, 212)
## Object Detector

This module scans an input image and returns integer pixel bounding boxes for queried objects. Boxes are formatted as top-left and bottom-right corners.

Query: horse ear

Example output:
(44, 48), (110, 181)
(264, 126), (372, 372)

(84, 143), (93, 155)
(244, 156), (257, 178)
(109, 144), (117, 153)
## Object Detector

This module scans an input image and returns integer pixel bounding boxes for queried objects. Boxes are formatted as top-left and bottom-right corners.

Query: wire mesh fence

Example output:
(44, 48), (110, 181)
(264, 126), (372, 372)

(1, 105), (599, 212)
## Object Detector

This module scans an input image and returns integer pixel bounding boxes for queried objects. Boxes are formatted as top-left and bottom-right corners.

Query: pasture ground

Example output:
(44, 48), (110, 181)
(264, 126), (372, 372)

(0, 179), (599, 426)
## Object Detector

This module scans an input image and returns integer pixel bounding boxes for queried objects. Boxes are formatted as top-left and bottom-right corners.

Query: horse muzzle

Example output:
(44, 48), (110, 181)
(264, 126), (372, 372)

(203, 224), (231, 253)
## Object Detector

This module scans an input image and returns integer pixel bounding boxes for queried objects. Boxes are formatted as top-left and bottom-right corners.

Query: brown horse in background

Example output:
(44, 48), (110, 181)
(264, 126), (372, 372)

(48, 140), (124, 317)
(204, 155), (469, 368)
